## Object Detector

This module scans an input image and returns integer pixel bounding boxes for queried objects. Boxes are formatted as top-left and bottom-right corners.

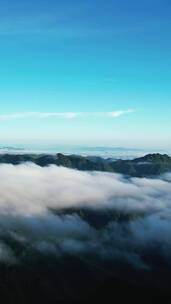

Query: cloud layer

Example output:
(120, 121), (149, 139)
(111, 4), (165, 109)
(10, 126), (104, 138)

(0, 163), (170, 270)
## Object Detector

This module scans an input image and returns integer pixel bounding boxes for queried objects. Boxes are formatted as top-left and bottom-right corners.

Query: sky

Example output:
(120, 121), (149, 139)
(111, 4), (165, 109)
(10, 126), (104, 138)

(0, 0), (170, 149)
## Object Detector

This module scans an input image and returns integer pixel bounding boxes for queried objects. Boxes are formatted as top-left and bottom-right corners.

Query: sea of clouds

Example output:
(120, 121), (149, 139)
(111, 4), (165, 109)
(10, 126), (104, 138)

(0, 163), (171, 269)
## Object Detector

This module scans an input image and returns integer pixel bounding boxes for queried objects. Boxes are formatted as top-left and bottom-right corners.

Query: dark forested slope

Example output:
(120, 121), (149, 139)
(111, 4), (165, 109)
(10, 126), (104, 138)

(0, 152), (170, 177)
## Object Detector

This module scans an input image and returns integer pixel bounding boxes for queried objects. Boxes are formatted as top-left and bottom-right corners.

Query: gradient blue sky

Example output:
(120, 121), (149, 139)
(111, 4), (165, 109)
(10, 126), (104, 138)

(0, 0), (170, 148)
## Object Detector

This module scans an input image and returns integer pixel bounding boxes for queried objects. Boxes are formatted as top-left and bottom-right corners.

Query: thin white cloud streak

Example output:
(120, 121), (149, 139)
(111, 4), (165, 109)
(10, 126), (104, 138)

(0, 110), (135, 121)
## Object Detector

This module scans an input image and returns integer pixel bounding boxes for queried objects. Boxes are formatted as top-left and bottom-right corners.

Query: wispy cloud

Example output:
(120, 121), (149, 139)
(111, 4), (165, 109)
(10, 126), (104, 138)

(0, 110), (135, 121)
(0, 14), (141, 37)
(0, 10), (142, 38)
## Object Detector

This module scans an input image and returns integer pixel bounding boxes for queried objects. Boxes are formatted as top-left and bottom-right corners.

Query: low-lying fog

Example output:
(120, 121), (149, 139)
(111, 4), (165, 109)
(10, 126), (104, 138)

(0, 163), (171, 270)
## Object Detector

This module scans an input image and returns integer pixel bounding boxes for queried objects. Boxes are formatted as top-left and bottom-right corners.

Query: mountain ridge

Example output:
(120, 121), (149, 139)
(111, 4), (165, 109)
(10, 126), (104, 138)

(0, 152), (170, 177)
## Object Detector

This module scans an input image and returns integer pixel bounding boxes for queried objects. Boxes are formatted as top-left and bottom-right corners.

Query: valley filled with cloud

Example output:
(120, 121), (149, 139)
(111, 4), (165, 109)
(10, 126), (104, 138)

(0, 163), (170, 270)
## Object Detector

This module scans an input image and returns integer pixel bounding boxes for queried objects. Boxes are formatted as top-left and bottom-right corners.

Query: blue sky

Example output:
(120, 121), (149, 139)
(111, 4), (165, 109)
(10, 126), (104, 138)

(0, 0), (170, 148)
